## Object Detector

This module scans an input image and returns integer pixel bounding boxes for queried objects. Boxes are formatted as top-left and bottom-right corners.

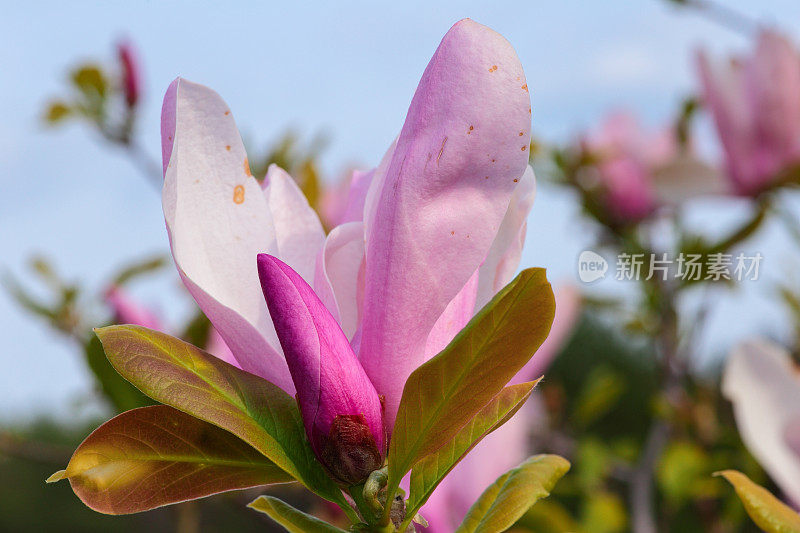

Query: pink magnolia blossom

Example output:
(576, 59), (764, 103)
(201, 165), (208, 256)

(583, 112), (677, 222)
(116, 40), (140, 108)
(697, 29), (800, 196)
(421, 285), (581, 531)
(161, 18), (536, 477)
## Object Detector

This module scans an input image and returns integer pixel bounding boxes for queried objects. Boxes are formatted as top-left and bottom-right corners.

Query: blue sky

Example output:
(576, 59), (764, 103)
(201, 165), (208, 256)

(2, 0), (800, 419)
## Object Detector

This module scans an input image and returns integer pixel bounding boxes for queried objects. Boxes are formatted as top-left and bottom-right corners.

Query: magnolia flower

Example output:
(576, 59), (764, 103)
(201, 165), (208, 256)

(583, 112), (670, 222)
(422, 286), (581, 531)
(116, 40), (140, 108)
(697, 29), (800, 196)
(104, 285), (237, 366)
(161, 19), (534, 480)
(582, 111), (721, 223)
(723, 338), (800, 507)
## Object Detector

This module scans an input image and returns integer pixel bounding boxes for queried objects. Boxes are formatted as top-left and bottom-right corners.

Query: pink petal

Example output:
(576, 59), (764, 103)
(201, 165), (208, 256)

(424, 268), (479, 359)
(358, 19), (532, 429)
(205, 326), (240, 369)
(723, 339), (800, 506)
(261, 164), (326, 283)
(696, 49), (758, 194)
(746, 30), (800, 186)
(161, 78), (294, 392)
(313, 221), (366, 340)
(475, 165), (536, 310)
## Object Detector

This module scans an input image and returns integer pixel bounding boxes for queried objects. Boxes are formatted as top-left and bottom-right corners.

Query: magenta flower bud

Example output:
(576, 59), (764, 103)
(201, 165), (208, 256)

(116, 40), (141, 108)
(257, 253), (385, 485)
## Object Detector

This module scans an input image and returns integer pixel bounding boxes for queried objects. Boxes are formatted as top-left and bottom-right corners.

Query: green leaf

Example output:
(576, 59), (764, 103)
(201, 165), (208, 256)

(572, 366), (625, 427)
(657, 441), (711, 505)
(387, 269), (554, 497)
(49, 405), (292, 514)
(715, 470), (800, 532)
(580, 491), (627, 533)
(44, 101), (72, 124)
(111, 255), (167, 286)
(248, 496), (348, 532)
(455, 454), (570, 533)
(71, 65), (107, 98)
(94, 325), (346, 508)
(407, 382), (538, 516)
(84, 333), (153, 412)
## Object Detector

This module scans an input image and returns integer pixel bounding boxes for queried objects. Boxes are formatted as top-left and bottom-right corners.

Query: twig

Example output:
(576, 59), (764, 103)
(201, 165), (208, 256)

(631, 421), (670, 533)
(125, 140), (162, 188)
(672, 0), (759, 35)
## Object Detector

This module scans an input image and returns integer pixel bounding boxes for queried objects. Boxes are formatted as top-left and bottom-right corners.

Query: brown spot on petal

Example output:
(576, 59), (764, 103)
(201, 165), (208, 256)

(468, 125), (474, 134)
(519, 131), (524, 137)
(514, 178), (519, 183)
(521, 146), (527, 151)
(489, 65), (498, 72)
(485, 176), (489, 180)
(225, 145), (231, 151)
(243, 158), (252, 176)
(224, 110), (230, 116)
(233, 185), (245, 204)
(451, 231), (455, 235)
(521, 84), (528, 92)
(436, 136), (448, 166)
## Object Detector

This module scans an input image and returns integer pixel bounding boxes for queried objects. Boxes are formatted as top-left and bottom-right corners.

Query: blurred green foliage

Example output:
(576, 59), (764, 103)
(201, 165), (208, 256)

(528, 315), (767, 532)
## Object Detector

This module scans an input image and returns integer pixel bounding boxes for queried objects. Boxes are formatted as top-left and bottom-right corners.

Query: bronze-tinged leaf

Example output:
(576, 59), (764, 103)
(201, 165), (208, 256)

(387, 269), (554, 500)
(50, 405), (292, 514)
(71, 65), (107, 97)
(248, 496), (348, 532)
(455, 454), (570, 533)
(44, 101), (71, 124)
(94, 325), (346, 508)
(84, 333), (153, 413)
(716, 470), (800, 532)
(407, 382), (538, 517)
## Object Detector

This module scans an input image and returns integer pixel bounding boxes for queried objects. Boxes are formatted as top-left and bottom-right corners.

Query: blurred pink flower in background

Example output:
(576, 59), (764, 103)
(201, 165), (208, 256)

(583, 112), (677, 222)
(697, 29), (800, 196)
(116, 39), (141, 108)
(422, 285), (581, 532)
(105, 285), (161, 330)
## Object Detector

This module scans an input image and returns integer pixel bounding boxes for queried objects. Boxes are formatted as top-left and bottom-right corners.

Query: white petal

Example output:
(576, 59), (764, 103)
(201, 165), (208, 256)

(723, 339), (800, 506)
